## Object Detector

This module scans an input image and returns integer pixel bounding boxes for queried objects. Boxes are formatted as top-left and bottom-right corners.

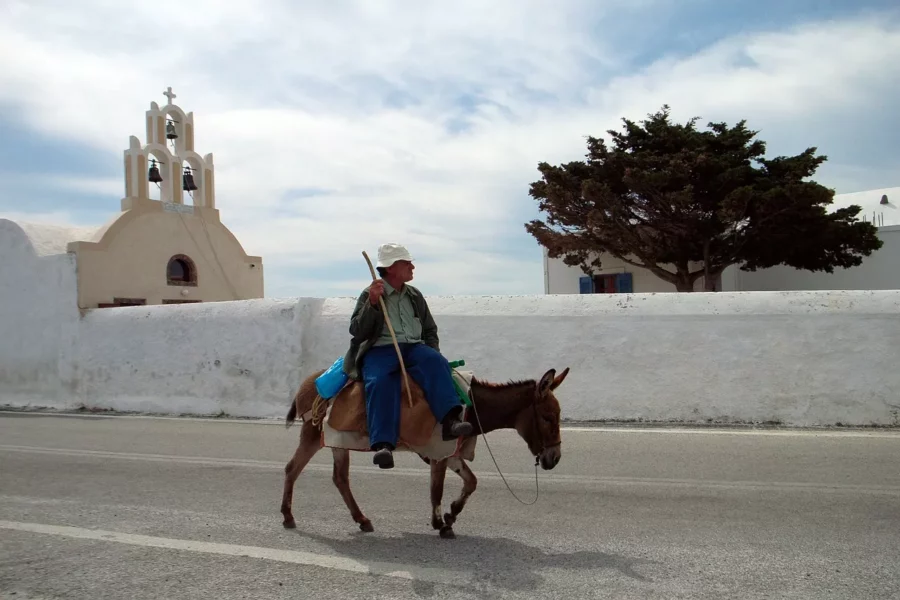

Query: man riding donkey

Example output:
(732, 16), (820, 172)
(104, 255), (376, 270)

(342, 243), (473, 469)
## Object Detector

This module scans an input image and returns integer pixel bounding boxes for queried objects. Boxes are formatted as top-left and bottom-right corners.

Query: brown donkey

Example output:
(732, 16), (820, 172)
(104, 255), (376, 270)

(280, 366), (569, 539)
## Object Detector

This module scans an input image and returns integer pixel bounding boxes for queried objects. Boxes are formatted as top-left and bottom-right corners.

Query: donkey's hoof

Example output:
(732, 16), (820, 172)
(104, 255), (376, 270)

(439, 526), (456, 539)
(283, 519), (297, 529)
(359, 520), (375, 533)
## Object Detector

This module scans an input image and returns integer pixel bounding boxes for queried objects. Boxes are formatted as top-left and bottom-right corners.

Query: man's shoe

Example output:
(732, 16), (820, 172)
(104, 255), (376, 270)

(442, 417), (473, 441)
(372, 447), (394, 469)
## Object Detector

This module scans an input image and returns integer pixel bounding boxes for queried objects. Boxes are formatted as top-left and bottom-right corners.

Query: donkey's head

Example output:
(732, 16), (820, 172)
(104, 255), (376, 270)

(515, 367), (569, 470)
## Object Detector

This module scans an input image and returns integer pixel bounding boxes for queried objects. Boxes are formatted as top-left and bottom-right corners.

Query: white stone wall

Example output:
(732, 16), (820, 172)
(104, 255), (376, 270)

(1, 285), (898, 427)
(0, 219), (81, 408)
(72, 299), (304, 416)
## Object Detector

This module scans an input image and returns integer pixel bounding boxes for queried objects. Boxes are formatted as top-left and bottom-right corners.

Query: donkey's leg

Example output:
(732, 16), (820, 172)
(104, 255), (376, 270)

(281, 419), (322, 529)
(429, 458), (454, 539)
(442, 457), (478, 530)
(331, 448), (374, 532)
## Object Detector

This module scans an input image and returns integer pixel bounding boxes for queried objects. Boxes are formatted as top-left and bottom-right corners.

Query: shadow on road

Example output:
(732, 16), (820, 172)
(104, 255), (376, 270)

(294, 528), (655, 598)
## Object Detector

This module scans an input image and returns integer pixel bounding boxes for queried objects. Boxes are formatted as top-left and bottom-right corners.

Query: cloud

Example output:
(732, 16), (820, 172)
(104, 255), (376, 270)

(0, 1), (899, 297)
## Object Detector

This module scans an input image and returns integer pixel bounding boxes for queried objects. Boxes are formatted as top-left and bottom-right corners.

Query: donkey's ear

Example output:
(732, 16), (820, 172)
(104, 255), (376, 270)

(538, 369), (557, 396)
(551, 367), (570, 390)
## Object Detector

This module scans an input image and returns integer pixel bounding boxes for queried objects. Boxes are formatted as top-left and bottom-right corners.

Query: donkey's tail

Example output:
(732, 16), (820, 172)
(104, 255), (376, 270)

(285, 394), (298, 428)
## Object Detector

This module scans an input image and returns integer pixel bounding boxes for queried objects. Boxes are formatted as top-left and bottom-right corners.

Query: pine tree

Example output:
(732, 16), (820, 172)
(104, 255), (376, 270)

(525, 106), (883, 291)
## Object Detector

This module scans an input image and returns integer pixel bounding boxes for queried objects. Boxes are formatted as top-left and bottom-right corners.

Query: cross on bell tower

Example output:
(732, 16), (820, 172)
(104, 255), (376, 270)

(163, 87), (177, 105)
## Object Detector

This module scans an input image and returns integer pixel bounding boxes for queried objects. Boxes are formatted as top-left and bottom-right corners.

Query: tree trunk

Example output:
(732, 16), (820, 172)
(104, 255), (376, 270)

(703, 240), (712, 291)
(675, 262), (695, 292)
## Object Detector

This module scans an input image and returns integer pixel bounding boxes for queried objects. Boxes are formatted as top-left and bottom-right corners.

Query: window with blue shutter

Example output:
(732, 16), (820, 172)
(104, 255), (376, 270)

(579, 276), (594, 294)
(615, 272), (633, 293)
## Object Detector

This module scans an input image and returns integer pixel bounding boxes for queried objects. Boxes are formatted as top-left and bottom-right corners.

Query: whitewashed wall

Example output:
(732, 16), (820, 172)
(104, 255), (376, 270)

(0, 220), (81, 408)
(72, 299), (304, 416)
(2, 287), (899, 427)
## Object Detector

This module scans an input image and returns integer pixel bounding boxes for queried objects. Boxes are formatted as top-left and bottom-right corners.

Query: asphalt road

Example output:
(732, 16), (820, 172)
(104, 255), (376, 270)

(0, 412), (898, 599)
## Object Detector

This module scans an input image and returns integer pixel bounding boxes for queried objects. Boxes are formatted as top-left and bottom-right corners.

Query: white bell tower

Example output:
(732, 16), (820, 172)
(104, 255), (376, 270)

(121, 87), (217, 212)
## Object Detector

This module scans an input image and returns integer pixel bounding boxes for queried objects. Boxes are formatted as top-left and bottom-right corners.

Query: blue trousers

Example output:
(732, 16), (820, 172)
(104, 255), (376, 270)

(361, 343), (462, 449)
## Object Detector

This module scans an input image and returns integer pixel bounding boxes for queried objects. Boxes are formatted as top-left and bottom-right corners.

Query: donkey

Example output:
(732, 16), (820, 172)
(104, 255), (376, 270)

(280, 366), (569, 539)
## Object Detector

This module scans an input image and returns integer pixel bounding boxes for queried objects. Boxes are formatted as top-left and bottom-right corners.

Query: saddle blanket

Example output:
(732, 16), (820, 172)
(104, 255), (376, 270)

(317, 369), (478, 462)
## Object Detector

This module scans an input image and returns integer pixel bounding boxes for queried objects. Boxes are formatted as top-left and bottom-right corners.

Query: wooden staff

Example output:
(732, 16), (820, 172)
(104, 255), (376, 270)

(362, 251), (414, 408)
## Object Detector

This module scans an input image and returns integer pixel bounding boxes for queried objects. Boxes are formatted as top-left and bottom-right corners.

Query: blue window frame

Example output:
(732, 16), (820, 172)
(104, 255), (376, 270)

(579, 272), (633, 294)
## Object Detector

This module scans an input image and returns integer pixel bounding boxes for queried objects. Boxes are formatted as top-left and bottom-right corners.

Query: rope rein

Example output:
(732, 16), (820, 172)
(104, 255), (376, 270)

(463, 380), (540, 506)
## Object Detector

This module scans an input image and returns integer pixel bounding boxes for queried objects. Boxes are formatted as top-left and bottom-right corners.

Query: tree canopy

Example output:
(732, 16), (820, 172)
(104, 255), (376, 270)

(525, 106), (883, 291)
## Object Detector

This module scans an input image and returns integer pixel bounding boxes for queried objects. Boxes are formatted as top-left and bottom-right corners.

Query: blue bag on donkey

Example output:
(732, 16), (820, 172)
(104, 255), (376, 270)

(315, 356), (350, 399)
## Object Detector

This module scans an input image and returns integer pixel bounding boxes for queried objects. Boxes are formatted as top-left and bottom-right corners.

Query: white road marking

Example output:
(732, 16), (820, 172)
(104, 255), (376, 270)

(0, 520), (467, 586)
(0, 410), (280, 426)
(559, 426), (900, 438)
(0, 444), (449, 478)
(2, 444), (899, 495)
(2, 409), (898, 437)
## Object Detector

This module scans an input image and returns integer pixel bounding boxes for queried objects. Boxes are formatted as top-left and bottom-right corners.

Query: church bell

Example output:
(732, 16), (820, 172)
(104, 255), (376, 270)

(182, 166), (198, 191)
(148, 158), (163, 183)
(166, 119), (178, 140)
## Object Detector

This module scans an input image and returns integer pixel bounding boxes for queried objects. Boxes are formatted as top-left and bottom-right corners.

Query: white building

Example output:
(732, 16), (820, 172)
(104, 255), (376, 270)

(544, 187), (900, 294)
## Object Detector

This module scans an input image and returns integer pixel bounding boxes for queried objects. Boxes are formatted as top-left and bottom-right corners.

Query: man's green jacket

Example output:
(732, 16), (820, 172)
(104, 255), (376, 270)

(342, 284), (440, 381)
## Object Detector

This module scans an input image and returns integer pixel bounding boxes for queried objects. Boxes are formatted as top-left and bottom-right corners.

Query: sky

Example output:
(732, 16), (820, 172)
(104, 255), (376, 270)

(1, 0), (898, 298)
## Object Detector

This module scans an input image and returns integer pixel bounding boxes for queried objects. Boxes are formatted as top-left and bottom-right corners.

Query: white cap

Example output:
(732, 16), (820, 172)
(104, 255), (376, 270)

(376, 243), (414, 268)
